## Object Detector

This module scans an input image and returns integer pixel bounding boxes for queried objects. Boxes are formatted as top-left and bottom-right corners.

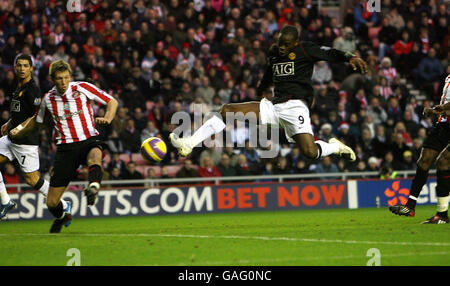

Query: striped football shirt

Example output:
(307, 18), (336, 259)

(35, 81), (112, 144)
(438, 75), (450, 123)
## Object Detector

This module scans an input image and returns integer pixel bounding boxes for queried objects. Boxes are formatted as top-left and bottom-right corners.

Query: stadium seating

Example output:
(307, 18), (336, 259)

(369, 27), (382, 49)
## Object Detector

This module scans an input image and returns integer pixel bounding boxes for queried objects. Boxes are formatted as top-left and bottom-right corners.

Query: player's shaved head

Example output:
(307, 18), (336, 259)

(279, 25), (299, 41)
(278, 25), (299, 56)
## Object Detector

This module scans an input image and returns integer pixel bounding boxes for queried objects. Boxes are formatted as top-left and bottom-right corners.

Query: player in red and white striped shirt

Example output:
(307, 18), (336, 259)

(390, 74), (450, 223)
(10, 60), (118, 232)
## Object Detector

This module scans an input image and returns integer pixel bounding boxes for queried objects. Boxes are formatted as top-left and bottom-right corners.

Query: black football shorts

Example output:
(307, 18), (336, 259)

(50, 136), (106, 187)
(422, 123), (450, 152)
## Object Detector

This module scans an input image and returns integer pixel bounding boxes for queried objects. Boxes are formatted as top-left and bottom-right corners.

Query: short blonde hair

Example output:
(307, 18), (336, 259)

(49, 60), (72, 79)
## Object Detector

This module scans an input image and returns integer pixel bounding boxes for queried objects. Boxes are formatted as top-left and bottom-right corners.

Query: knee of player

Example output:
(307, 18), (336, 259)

(417, 156), (434, 170)
(302, 146), (318, 159)
(436, 157), (450, 171)
(46, 197), (59, 208)
(23, 172), (40, 187)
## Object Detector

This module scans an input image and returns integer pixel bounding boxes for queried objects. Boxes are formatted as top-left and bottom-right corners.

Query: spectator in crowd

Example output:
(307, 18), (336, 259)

(293, 159), (312, 174)
(367, 156), (380, 177)
(223, 146), (239, 167)
(119, 118), (142, 153)
(312, 61), (333, 85)
(160, 166), (172, 180)
(401, 150), (416, 171)
(333, 27), (356, 53)
(417, 48), (444, 98)
(111, 107), (129, 135)
(109, 167), (122, 181)
(217, 154), (237, 177)
(318, 123), (334, 142)
(122, 162), (144, 186)
(3, 162), (21, 192)
(236, 154), (257, 176)
(353, 0), (378, 42)
(106, 130), (124, 155)
(107, 152), (127, 176)
(240, 140), (259, 165)
(140, 121), (160, 143)
(198, 156), (221, 178)
(377, 17), (397, 61)
(176, 159), (199, 178)
(380, 165), (397, 179)
(146, 168), (157, 179)
(315, 157), (339, 179)
(274, 156), (291, 175)
(393, 30), (413, 75)
(133, 107), (148, 132)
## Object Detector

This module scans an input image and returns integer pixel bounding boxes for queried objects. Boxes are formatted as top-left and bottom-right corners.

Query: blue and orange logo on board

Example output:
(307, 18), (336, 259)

(384, 181), (409, 206)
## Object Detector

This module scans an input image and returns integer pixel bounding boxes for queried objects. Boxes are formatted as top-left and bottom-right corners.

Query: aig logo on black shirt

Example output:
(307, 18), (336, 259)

(272, 62), (294, 77)
(11, 99), (20, 112)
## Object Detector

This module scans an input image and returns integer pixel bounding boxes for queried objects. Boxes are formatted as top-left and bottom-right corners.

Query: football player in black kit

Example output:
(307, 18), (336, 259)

(0, 54), (69, 220)
(170, 25), (368, 163)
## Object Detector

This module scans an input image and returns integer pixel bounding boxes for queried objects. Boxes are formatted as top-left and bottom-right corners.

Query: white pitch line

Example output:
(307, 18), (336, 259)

(1, 233), (450, 247)
(140, 251), (450, 266)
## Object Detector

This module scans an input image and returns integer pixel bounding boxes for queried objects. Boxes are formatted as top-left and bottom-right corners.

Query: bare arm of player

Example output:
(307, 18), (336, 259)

(8, 116), (39, 139)
(95, 97), (118, 125)
(1, 119), (11, 136)
(423, 102), (450, 117)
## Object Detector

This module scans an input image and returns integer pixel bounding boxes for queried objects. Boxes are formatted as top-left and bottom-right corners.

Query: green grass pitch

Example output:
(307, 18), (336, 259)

(0, 206), (449, 266)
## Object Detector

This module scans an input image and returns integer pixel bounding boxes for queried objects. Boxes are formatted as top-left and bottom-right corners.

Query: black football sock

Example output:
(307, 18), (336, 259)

(315, 143), (322, 159)
(437, 211), (448, 218)
(48, 201), (64, 219)
(405, 166), (429, 209)
(88, 164), (102, 188)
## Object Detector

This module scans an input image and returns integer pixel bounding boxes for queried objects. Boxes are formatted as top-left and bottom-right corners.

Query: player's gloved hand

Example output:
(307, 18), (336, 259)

(349, 57), (368, 74)
(95, 117), (111, 125)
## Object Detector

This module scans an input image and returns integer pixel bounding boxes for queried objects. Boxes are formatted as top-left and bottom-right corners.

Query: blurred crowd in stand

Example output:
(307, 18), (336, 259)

(0, 0), (449, 186)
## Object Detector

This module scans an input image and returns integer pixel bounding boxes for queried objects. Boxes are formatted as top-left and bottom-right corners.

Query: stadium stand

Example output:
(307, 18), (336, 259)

(0, 0), (448, 184)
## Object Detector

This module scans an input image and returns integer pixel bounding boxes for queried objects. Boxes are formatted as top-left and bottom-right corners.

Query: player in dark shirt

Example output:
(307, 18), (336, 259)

(0, 54), (69, 219)
(170, 25), (368, 164)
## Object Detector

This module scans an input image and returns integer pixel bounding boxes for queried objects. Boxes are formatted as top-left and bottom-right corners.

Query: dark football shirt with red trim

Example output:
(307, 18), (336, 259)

(9, 78), (41, 145)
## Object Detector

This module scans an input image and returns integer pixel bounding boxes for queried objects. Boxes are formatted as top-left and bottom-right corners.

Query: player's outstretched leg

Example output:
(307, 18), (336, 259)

(170, 102), (259, 157)
(328, 138), (356, 162)
(293, 134), (356, 162)
(47, 187), (72, 233)
(170, 116), (226, 156)
(0, 172), (16, 220)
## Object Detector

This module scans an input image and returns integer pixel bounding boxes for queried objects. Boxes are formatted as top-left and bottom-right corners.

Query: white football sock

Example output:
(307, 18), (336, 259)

(0, 172), (10, 205)
(315, 140), (339, 158)
(437, 196), (449, 213)
(190, 116), (226, 147)
(38, 179), (49, 196)
(38, 179), (68, 209)
(89, 182), (100, 190)
(61, 199), (68, 210)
